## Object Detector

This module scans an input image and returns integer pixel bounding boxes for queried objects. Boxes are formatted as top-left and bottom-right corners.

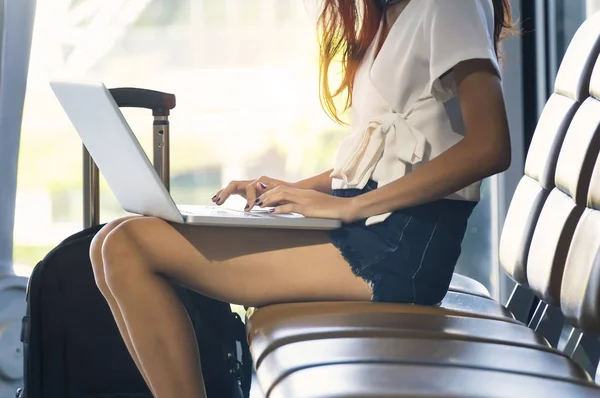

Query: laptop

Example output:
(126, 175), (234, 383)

(50, 80), (341, 230)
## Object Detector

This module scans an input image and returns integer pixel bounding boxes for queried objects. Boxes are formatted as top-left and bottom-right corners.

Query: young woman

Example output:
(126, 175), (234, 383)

(90, 0), (513, 396)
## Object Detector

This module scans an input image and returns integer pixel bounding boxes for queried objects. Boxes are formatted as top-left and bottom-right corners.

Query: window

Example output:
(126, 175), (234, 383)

(455, 180), (494, 292)
(552, 1), (587, 73)
(540, 1), (587, 101)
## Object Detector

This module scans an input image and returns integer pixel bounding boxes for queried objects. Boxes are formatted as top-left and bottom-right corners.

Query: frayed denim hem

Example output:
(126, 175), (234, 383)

(329, 228), (379, 301)
(330, 238), (398, 302)
(329, 180), (476, 305)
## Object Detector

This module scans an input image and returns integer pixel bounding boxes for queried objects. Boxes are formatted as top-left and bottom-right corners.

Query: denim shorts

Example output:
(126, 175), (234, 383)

(329, 180), (476, 304)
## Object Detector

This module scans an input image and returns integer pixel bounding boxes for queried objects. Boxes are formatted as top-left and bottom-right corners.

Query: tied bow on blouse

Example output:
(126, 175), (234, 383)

(330, 111), (427, 225)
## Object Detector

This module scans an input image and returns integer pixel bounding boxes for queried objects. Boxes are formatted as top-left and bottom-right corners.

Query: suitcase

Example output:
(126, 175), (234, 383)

(17, 88), (252, 398)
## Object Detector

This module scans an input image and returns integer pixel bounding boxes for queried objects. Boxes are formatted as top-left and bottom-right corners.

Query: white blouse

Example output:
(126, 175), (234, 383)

(330, 0), (501, 225)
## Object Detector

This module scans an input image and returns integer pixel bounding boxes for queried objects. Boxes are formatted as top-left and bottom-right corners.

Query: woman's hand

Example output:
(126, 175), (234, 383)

(256, 185), (358, 223)
(212, 176), (290, 210)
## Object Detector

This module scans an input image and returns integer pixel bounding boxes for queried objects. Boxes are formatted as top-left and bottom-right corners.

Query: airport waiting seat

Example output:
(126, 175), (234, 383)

(250, 74), (600, 398)
(258, 338), (591, 397)
(526, 79), (600, 311)
(499, 11), (600, 322)
(247, 14), (600, 398)
(268, 365), (600, 398)
(560, 68), (600, 375)
(450, 11), (600, 304)
(443, 8), (600, 328)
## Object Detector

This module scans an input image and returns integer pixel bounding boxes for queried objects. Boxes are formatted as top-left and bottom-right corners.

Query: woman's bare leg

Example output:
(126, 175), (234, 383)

(89, 216), (154, 395)
(99, 216), (372, 398)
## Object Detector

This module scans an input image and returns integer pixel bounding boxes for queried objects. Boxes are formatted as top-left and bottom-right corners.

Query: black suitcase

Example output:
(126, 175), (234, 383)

(17, 88), (252, 398)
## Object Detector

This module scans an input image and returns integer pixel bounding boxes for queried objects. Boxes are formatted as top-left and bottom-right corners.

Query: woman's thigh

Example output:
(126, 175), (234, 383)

(103, 217), (372, 307)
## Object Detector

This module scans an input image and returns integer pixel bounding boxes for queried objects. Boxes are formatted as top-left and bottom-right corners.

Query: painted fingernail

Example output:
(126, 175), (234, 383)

(260, 182), (267, 189)
(258, 202), (263, 207)
(244, 204), (249, 210)
(269, 208), (275, 213)
(254, 198), (260, 204)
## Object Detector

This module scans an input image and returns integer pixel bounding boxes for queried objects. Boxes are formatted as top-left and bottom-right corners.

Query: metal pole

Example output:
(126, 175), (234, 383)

(0, 0), (37, 394)
(0, 0), (36, 275)
(83, 146), (100, 228)
(153, 116), (170, 191)
(534, 0), (549, 114)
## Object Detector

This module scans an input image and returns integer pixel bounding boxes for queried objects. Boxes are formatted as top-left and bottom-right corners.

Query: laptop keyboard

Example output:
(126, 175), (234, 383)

(179, 206), (268, 218)
(178, 205), (306, 219)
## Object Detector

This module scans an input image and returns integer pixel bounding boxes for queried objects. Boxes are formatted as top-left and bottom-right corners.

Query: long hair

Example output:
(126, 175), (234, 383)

(317, 0), (514, 124)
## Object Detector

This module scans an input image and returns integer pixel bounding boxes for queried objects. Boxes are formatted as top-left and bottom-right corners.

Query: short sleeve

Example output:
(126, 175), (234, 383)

(425, 0), (501, 102)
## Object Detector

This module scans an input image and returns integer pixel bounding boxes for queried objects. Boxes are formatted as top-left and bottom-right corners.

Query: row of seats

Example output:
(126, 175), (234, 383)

(245, 13), (600, 398)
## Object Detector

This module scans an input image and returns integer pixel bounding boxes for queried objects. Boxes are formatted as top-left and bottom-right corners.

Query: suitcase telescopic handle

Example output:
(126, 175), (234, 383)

(83, 87), (176, 229)
(109, 87), (176, 116)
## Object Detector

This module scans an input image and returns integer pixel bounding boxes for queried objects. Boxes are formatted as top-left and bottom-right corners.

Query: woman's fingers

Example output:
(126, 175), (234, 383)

(245, 178), (272, 211)
(259, 185), (301, 208)
(213, 177), (286, 209)
(211, 189), (224, 204)
(269, 203), (302, 215)
(214, 181), (244, 205)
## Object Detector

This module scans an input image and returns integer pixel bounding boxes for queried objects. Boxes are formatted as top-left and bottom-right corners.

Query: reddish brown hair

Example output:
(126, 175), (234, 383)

(317, 0), (514, 124)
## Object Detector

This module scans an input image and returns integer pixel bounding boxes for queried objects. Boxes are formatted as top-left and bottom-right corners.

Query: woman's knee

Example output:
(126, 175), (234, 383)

(101, 217), (158, 292)
(90, 216), (139, 292)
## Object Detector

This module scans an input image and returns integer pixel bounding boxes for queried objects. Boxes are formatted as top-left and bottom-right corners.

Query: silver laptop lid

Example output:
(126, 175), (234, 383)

(50, 80), (184, 223)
